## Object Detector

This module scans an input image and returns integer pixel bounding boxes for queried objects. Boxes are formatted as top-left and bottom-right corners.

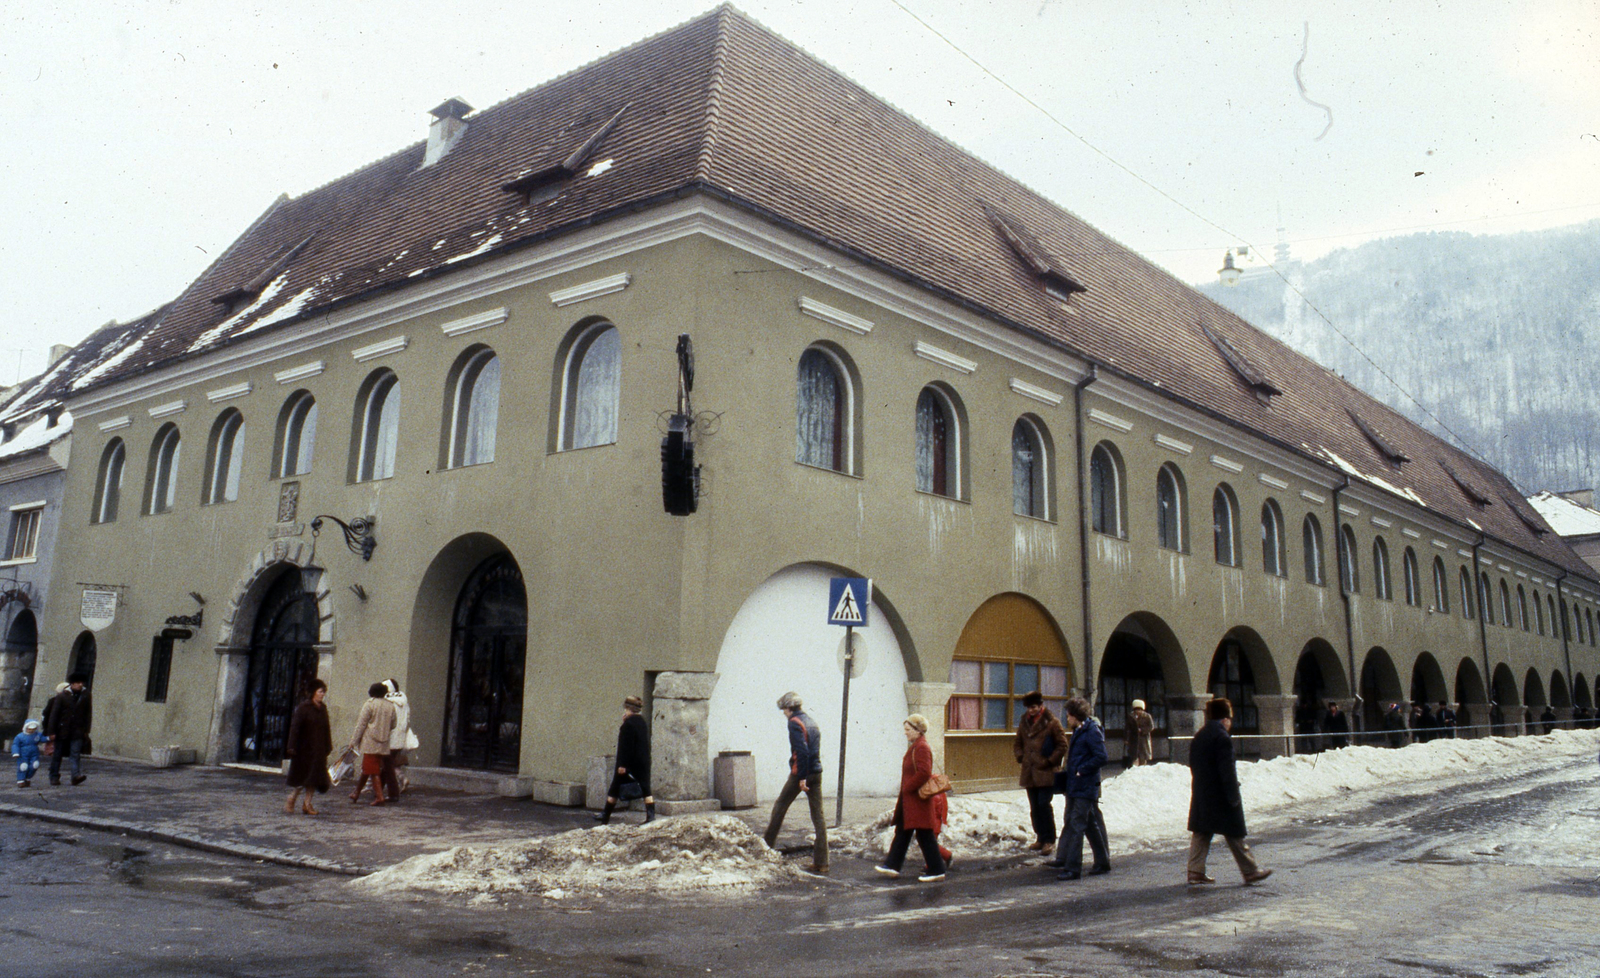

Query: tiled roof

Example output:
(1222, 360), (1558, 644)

(53, 6), (1588, 578)
(0, 308), (165, 426)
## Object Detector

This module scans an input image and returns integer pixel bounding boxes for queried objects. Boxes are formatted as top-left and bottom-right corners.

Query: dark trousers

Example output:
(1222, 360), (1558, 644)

(1025, 786), (1058, 844)
(883, 827), (945, 876)
(48, 738), (82, 781)
(380, 753), (400, 801)
(1058, 795), (1110, 872)
(763, 771), (828, 868)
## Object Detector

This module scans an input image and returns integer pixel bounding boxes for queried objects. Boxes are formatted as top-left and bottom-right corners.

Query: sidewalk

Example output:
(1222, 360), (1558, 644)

(0, 757), (898, 877)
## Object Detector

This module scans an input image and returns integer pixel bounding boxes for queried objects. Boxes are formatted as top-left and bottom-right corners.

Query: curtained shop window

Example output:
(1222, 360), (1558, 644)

(947, 658), (1068, 731)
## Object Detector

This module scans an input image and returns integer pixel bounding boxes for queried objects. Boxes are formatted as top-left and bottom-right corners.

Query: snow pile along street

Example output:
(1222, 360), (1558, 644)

(840, 730), (1600, 860)
(353, 813), (803, 900)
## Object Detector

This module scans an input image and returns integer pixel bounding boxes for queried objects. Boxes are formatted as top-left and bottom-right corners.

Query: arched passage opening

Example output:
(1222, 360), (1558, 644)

(942, 593), (1071, 785)
(1574, 673), (1592, 712)
(1410, 652), (1448, 706)
(1455, 658), (1487, 735)
(440, 553), (528, 773)
(1099, 613), (1187, 759)
(1292, 638), (1347, 752)
(1491, 664), (1518, 734)
(0, 610), (38, 733)
(1523, 669), (1549, 734)
(1549, 671), (1571, 709)
(1360, 648), (1404, 736)
(68, 631), (97, 687)
(707, 563), (918, 800)
(1207, 627), (1278, 757)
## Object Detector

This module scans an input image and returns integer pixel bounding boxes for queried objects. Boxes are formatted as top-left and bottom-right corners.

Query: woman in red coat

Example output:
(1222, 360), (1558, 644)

(874, 714), (947, 882)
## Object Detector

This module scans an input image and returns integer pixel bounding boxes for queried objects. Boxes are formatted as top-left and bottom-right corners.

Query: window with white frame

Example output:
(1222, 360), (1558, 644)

(5, 505), (42, 560)
(273, 391), (317, 478)
(1403, 546), (1419, 606)
(1156, 463), (1186, 552)
(796, 346), (851, 472)
(445, 347), (501, 468)
(353, 370), (400, 482)
(1460, 568), (1475, 620)
(1303, 514), (1325, 585)
(202, 409), (245, 505)
(1500, 580), (1513, 629)
(560, 323), (620, 451)
(144, 423), (181, 515)
(1339, 525), (1360, 593)
(1011, 416), (1049, 519)
(1089, 442), (1125, 537)
(92, 438), (126, 524)
(914, 385), (960, 498)
(1213, 484), (1239, 566)
(1261, 499), (1285, 576)
(1478, 572), (1493, 625)
(1433, 557), (1449, 613)
(1373, 537), (1391, 600)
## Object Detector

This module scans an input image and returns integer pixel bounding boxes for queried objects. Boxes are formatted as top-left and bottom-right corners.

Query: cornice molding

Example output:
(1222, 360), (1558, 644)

(1209, 454), (1243, 474)
(441, 307), (509, 338)
(148, 400), (186, 420)
(1087, 409), (1132, 433)
(1153, 433), (1192, 456)
(549, 272), (631, 307)
(1009, 378), (1063, 407)
(351, 336), (409, 363)
(206, 381), (253, 404)
(274, 361), (326, 385)
(913, 341), (976, 375)
(98, 416), (132, 433)
(799, 296), (874, 336)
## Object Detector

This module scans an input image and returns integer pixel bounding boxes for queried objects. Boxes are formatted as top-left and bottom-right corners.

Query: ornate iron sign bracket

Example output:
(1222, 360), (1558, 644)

(310, 515), (377, 562)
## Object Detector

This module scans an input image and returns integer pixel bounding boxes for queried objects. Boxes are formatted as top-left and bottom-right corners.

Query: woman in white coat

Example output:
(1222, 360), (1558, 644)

(382, 678), (417, 799)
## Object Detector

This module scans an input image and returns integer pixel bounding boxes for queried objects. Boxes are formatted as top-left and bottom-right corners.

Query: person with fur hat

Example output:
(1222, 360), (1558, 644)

(1187, 697), (1272, 886)
(13, 718), (46, 787)
(1012, 690), (1067, 854)
(1125, 698), (1154, 767)
(44, 674), (91, 786)
(597, 695), (655, 825)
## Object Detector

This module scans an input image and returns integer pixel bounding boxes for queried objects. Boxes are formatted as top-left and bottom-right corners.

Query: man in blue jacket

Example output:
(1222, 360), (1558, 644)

(762, 691), (828, 873)
(1051, 696), (1110, 881)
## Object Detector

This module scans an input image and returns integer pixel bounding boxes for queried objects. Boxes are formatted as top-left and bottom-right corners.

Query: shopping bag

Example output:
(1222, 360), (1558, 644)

(328, 748), (359, 786)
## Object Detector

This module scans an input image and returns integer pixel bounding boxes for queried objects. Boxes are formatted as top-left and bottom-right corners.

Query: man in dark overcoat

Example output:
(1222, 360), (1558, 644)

(45, 674), (92, 786)
(1322, 701), (1350, 749)
(1187, 697), (1272, 886)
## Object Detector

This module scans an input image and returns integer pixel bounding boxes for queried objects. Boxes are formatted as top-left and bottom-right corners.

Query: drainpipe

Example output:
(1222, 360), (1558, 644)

(1331, 476), (1356, 728)
(1073, 364), (1099, 703)
(1471, 533), (1490, 726)
(1555, 568), (1571, 712)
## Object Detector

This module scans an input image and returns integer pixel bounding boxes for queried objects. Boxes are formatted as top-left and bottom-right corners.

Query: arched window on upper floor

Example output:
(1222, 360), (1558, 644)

(557, 321), (620, 451)
(914, 384), (963, 499)
(1432, 557), (1450, 613)
(352, 369), (400, 482)
(1533, 589), (1544, 635)
(1478, 572), (1493, 625)
(1548, 595), (1558, 638)
(1339, 524), (1360, 593)
(1372, 537), (1391, 600)
(144, 423), (181, 515)
(1588, 608), (1596, 647)
(1212, 484), (1239, 566)
(1460, 568), (1475, 620)
(443, 347), (500, 468)
(92, 438), (126, 524)
(1261, 499), (1285, 577)
(1518, 585), (1530, 632)
(1303, 514), (1325, 585)
(1089, 441), (1126, 538)
(1155, 463), (1187, 552)
(272, 391), (317, 478)
(1576, 604), (1586, 644)
(1011, 416), (1051, 520)
(1403, 547), (1420, 606)
(202, 409), (245, 505)
(795, 345), (855, 473)
(1500, 580), (1513, 630)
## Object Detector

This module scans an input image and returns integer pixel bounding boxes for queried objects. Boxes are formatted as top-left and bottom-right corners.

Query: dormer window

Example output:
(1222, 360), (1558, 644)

(502, 104), (628, 203)
(982, 203), (1086, 300)
(210, 234), (316, 317)
(1347, 409), (1409, 466)
(1200, 320), (1281, 400)
(1439, 460), (1491, 509)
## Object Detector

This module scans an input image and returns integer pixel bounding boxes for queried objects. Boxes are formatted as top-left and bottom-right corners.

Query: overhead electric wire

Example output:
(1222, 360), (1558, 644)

(884, 0), (1524, 486)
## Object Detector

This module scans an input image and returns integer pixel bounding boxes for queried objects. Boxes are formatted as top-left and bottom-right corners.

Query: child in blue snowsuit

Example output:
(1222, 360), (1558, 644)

(13, 719), (45, 787)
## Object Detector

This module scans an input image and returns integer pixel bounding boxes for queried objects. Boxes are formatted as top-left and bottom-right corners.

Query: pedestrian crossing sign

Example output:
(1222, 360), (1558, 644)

(828, 577), (871, 626)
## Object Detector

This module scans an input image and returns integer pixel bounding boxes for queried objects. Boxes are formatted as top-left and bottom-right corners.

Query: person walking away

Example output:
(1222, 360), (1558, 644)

(1382, 703), (1405, 748)
(13, 719), (45, 787)
(598, 695), (656, 825)
(1125, 698), (1155, 767)
(381, 679), (415, 802)
(1540, 705), (1557, 735)
(1051, 697), (1110, 881)
(348, 682), (396, 805)
(762, 692), (828, 873)
(1187, 697), (1272, 886)
(1012, 690), (1066, 855)
(1437, 701), (1456, 738)
(45, 674), (91, 786)
(1322, 701), (1350, 749)
(875, 714), (947, 883)
(284, 679), (332, 815)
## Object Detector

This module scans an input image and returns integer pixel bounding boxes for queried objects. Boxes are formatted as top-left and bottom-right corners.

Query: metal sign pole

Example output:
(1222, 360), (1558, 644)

(835, 625), (853, 828)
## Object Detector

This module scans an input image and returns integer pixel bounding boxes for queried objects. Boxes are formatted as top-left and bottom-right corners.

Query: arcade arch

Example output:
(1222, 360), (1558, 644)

(1359, 648), (1404, 733)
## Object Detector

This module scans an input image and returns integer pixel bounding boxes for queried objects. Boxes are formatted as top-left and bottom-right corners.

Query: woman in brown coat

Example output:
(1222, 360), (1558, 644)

(1013, 690), (1067, 854)
(874, 714), (947, 882)
(284, 679), (332, 815)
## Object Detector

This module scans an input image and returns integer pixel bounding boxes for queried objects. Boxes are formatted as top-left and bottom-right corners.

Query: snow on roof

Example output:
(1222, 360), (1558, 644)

(0, 412), (71, 461)
(1528, 491), (1600, 538)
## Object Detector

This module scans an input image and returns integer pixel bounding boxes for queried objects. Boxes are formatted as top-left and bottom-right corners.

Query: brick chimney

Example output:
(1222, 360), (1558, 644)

(47, 344), (71, 368)
(423, 98), (473, 167)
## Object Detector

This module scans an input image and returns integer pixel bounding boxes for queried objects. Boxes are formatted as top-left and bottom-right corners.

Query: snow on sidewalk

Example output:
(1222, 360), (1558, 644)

(838, 730), (1600, 859)
(353, 813), (803, 901)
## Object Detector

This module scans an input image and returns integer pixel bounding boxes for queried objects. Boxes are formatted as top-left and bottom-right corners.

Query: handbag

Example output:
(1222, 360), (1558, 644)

(405, 729), (420, 751)
(917, 771), (952, 800)
(618, 774), (644, 801)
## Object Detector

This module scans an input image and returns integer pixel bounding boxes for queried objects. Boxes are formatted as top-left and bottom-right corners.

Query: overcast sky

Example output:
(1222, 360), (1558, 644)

(2, 0), (1596, 386)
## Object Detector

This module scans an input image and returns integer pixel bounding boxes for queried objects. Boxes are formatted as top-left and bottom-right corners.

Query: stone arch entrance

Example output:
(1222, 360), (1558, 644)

(237, 569), (321, 765)
(0, 609), (38, 732)
(205, 540), (335, 765)
(944, 592), (1071, 784)
(440, 553), (527, 773)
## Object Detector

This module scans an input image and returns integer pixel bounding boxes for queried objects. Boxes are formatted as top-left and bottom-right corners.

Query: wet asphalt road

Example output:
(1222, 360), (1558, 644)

(2, 756), (1597, 978)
